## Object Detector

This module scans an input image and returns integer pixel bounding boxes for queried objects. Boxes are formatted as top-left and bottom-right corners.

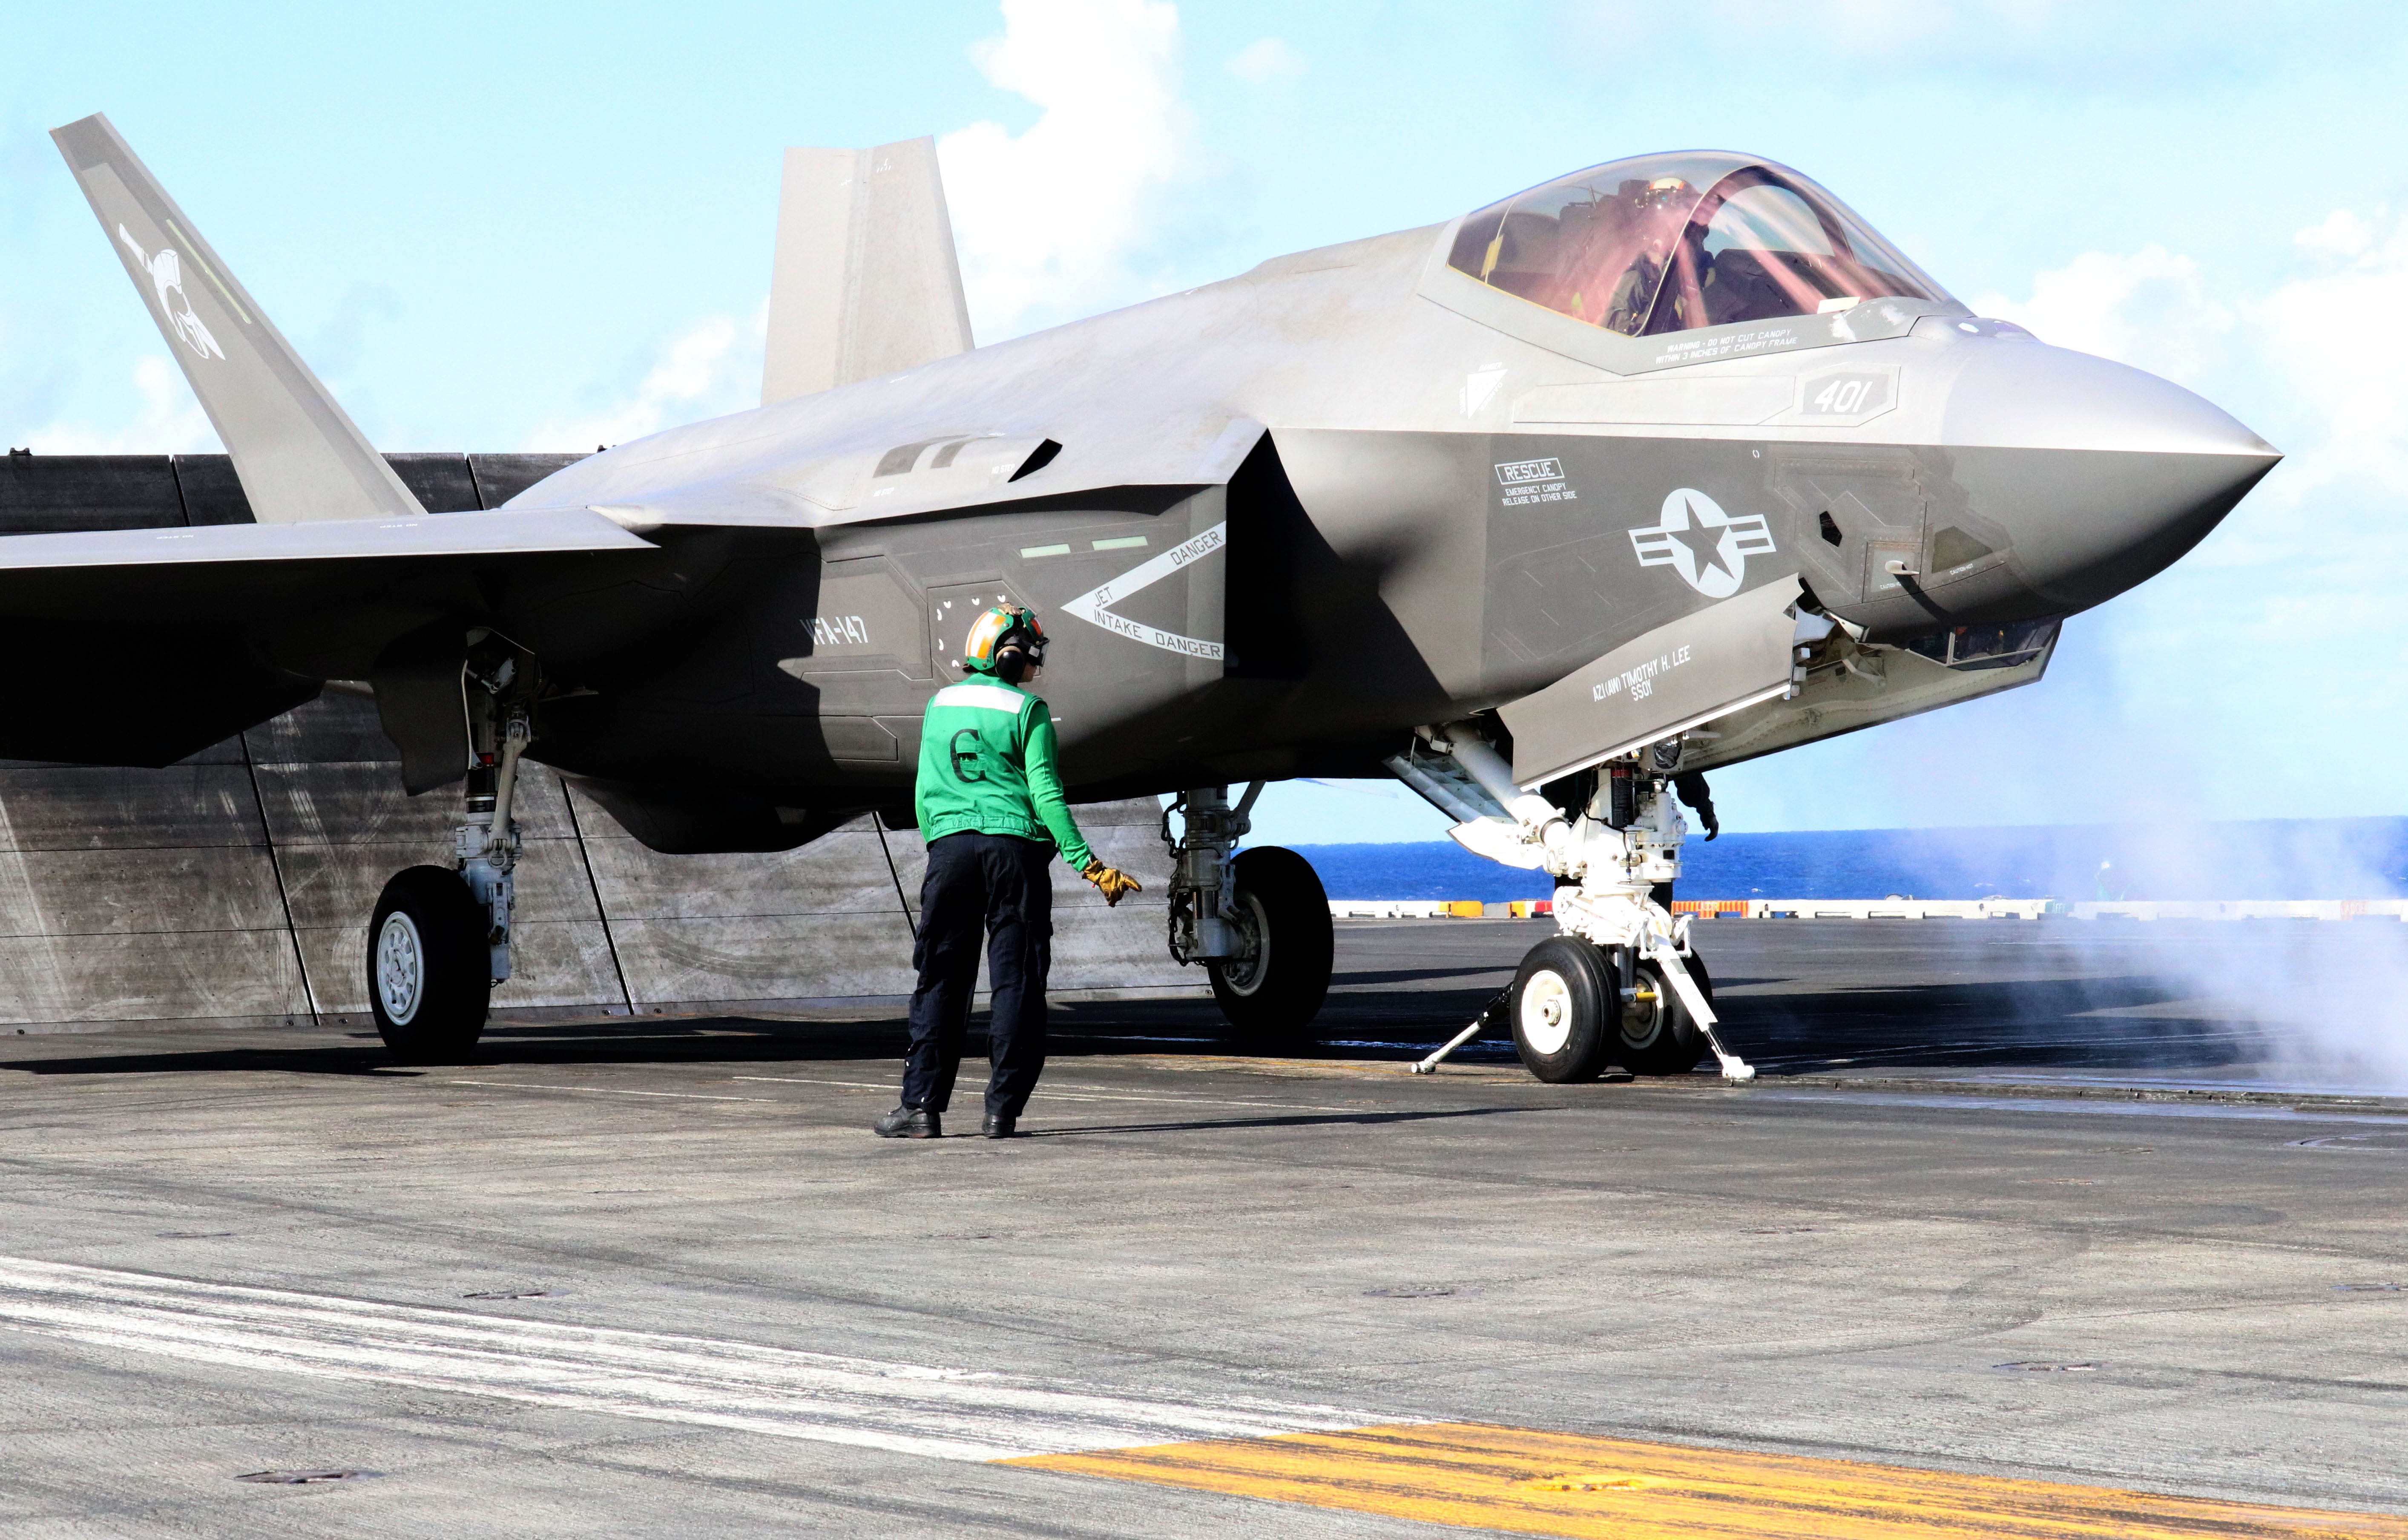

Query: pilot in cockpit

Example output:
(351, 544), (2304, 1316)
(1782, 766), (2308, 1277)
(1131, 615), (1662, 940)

(1603, 177), (1688, 334)
(1449, 154), (1948, 342)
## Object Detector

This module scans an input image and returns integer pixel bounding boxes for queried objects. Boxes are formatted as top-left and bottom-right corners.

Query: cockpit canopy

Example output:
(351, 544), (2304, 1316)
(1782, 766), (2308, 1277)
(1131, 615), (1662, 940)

(1447, 152), (1950, 339)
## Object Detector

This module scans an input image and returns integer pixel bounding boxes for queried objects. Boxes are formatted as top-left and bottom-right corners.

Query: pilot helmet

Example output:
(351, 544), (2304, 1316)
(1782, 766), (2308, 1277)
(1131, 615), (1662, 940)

(960, 604), (1048, 676)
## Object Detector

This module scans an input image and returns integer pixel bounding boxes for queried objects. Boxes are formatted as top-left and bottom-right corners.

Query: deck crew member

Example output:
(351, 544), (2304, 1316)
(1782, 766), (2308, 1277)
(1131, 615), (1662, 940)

(876, 606), (1141, 1140)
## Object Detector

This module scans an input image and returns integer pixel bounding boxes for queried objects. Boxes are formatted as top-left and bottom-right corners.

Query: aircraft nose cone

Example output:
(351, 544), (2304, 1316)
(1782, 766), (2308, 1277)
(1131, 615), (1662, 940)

(1938, 338), (2279, 612)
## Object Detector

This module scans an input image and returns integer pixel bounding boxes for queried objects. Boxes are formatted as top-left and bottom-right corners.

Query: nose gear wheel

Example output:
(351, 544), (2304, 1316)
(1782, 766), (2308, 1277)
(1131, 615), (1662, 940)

(1508, 936), (1615, 1082)
(1618, 953), (1715, 1075)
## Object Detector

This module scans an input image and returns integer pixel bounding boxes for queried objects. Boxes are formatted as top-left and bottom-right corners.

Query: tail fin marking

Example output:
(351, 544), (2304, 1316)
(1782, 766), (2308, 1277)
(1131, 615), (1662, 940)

(52, 113), (425, 525)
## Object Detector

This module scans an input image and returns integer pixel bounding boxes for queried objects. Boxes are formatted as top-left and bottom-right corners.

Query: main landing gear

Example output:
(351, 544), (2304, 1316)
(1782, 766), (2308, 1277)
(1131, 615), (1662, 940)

(1395, 725), (1753, 1085)
(1164, 784), (1334, 1044)
(367, 644), (535, 1065)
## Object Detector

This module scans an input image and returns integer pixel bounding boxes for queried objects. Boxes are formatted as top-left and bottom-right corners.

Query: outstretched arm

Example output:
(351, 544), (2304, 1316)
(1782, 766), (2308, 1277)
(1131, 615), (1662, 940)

(1022, 712), (1095, 871)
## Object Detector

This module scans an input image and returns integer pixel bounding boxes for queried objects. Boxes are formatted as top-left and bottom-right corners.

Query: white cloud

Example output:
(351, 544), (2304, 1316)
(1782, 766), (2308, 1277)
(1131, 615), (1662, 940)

(938, 0), (1197, 340)
(1971, 245), (2232, 386)
(522, 306), (765, 452)
(2255, 206), (2408, 497)
(1227, 37), (1305, 84)
(15, 355), (219, 454)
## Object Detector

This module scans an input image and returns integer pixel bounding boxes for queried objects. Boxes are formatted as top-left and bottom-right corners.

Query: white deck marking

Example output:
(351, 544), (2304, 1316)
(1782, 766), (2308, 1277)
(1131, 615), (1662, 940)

(0, 1258), (1370, 1461)
(729, 1076), (1365, 1114)
(447, 1080), (781, 1103)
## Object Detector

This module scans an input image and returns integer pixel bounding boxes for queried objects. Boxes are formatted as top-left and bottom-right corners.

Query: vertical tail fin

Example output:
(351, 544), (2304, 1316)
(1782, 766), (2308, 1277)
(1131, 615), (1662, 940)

(761, 137), (974, 406)
(51, 113), (425, 525)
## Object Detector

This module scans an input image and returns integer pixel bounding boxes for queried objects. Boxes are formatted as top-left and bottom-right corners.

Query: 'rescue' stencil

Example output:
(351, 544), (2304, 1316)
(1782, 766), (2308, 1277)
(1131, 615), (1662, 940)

(1629, 488), (1777, 599)
(1494, 458), (1564, 486)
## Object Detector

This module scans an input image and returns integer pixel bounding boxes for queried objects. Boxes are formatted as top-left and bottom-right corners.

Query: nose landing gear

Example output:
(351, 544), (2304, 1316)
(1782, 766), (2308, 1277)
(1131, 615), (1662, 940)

(1399, 725), (1754, 1084)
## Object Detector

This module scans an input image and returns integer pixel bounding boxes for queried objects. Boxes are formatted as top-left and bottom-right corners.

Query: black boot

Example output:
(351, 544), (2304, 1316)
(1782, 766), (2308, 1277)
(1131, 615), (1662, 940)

(981, 1114), (1019, 1139)
(874, 1105), (940, 1139)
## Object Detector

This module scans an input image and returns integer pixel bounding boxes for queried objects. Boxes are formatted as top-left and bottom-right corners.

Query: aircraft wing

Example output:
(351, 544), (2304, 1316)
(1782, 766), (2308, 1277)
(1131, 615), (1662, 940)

(0, 509), (653, 768)
(0, 507), (647, 580)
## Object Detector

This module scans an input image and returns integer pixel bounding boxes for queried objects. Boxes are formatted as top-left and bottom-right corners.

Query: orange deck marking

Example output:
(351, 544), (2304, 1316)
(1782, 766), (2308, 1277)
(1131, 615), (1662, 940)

(1004, 1421), (2408, 1539)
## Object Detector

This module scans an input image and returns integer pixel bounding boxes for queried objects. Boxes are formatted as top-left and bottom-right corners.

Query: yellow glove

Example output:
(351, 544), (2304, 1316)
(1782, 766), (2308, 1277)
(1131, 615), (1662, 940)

(1082, 858), (1142, 907)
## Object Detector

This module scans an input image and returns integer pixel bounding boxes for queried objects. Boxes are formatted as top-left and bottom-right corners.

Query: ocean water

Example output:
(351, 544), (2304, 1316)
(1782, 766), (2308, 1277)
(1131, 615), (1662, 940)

(1286, 818), (2408, 902)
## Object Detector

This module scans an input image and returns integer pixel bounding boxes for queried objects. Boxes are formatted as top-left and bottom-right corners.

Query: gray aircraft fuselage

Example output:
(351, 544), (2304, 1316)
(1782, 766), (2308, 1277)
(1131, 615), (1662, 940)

(17, 136), (2277, 852)
(484, 155), (2272, 850)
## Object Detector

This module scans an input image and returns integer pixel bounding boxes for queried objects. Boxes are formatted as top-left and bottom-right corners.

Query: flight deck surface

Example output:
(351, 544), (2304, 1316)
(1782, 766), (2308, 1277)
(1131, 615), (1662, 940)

(2, 919), (2402, 1537)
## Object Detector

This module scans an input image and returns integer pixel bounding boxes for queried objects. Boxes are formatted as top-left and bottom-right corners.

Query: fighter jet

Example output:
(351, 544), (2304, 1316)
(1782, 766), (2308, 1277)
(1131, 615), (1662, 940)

(23, 116), (2276, 1082)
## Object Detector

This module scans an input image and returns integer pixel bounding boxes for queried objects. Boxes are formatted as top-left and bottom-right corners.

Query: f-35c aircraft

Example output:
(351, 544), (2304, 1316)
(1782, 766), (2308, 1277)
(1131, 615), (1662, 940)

(26, 116), (2276, 1081)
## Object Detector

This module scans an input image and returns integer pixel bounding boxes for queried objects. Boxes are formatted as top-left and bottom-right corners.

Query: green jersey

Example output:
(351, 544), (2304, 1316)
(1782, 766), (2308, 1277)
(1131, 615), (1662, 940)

(913, 670), (1095, 870)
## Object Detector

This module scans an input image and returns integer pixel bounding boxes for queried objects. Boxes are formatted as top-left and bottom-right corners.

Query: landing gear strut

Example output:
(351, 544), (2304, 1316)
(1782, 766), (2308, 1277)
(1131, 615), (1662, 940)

(1165, 784), (1333, 1043)
(1398, 726), (1753, 1084)
(366, 641), (536, 1064)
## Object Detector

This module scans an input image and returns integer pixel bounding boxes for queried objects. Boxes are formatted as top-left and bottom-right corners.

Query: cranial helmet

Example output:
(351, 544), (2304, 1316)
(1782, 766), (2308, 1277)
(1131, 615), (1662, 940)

(960, 604), (1048, 673)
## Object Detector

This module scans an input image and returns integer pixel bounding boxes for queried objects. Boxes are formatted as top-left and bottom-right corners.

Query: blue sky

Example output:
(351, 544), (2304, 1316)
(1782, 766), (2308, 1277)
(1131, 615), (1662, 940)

(7, 1), (2406, 843)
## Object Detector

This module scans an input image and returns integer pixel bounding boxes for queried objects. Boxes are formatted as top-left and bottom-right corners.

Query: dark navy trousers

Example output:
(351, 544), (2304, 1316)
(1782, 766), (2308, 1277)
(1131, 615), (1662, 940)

(902, 832), (1055, 1120)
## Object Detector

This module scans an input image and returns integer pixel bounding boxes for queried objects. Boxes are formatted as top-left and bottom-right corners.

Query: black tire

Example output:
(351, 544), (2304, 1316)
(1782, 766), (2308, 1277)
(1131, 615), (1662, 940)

(1618, 951), (1715, 1075)
(1509, 936), (1615, 1082)
(1208, 846), (1334, 1043)
(367, 866), (491, 1065)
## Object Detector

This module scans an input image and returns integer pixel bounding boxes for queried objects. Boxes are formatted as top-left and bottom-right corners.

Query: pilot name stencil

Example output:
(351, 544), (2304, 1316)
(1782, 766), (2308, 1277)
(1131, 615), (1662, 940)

(1629, 488), (1778, 599)
(1594, 644), (1693, 703)
(1495, 457), (1578, 509)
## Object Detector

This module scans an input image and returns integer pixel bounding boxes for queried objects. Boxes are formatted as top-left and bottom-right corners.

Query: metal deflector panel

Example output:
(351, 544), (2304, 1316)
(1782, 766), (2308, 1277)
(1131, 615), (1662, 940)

(1499, 581), (1801, 789)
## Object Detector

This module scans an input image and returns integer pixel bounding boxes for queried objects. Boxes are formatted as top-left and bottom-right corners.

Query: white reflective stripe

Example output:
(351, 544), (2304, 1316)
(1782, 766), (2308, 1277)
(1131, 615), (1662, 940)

(932, 684), (1029, 714)
(0, 1256), (1374, 1462)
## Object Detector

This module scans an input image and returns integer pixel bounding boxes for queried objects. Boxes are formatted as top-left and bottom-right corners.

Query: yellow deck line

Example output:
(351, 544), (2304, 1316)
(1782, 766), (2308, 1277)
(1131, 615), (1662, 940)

(1004, 1422), (2408, 1539)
